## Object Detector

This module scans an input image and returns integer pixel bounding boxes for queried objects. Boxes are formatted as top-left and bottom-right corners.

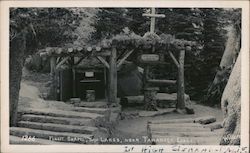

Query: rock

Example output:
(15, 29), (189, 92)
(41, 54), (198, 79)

(185, 107), (195, 114)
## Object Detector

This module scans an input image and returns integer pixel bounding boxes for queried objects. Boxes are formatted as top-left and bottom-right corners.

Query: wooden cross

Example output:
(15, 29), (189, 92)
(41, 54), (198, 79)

(142, 8), (165, 33)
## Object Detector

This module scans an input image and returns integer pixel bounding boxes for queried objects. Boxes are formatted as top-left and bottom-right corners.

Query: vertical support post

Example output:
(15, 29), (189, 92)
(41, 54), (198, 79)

(177, 49), (186, 109)
(72, 68), (76, 97)
(143, 66), (150, 88)
(50, 56), (57, 100)
(71, 57), (76, 98)
(108, 47), (117, 104)
(104, 67), (108, 101)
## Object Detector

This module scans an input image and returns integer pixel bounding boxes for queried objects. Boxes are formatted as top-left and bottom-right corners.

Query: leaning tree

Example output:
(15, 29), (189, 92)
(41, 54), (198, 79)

(220, 51), (241, 145)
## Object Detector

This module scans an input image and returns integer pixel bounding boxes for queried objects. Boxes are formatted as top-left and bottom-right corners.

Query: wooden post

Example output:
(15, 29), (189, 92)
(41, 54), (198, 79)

(144, 87), (159, 111)
(50, 56), (57, 100)
(72, 68), (76, 97)
(108, 47), (117, 104)
(177, 49), (186, 109)
(104, 67), (108, 101)
(71, 57), (76, 98)
(143, 66), (150, 88)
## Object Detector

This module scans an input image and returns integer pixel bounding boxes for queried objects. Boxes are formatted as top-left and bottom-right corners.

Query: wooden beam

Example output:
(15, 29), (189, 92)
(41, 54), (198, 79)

(177, 50), (186, 110)
(56, 57), (70, 69)
(143, 66), (150, 88)
(72, 67), (76, 97)
(108, 47), (117, 104)
(148, 79), (176, 85)
(74, 56), (88, 66)
(168, 51), (180, 68)
(50, 56), (57, 100)
(70, 57), (76, 98)
(93, 51), (111, 57)
(117, 49), (134, 69)
(96, 56), (110, 69)
(142, 14), (166, 18)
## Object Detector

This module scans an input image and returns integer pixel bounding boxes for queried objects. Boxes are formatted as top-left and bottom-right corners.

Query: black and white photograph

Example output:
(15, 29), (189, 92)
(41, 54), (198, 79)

(1, 1), (249, 152)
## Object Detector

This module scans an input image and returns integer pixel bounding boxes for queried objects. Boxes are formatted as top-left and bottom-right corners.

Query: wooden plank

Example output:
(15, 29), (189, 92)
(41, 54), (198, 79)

(149, 122), (202, 127)
(108, 47), (117, 104)
(139, 54), (160, 63)
(94, 51), (111, 57)
(117, 49), (134, 69)
(56, 57), (70, 69)
(168, 51), (179, 68)
(148, 79), (176, 85)
(151, 131), (219, 137)
(177, 50), (185, 109)
(96, 56), (110, 69)
(150, 126), (210, 133)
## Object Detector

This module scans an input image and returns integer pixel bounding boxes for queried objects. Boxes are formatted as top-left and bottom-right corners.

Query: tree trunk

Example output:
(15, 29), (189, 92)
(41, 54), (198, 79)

(206, 25), (240, 105)
(220, 25), (241, 68)
(9, 30), (27, 127)
(220, 52), (241, 145)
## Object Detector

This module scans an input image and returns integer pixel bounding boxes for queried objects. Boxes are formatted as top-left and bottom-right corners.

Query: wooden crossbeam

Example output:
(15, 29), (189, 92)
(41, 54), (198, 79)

(56, 57), (61, 64)
(168, 51), (180, 68)
(96, 56), (110, 69)
(74, 56), (87, 66)
(94, 51), (111, 57)
(142, 14), (166, 18)
(117, 49), (134, 69)
(148, 79), (176, 85)
(56, 57), (70, 69)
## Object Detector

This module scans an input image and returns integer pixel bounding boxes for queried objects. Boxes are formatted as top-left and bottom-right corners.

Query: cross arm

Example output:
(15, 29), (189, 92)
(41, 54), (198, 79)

(168, 51), (180, 68)
(96, 56), (110, 69)
(117, 49), (134, 69)
(142, 14), (166, 18)
(56, 57), (70, 69)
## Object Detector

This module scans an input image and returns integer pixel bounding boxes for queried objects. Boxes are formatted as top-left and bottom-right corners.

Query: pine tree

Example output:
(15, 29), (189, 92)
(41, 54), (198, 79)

(91, 8), (128, 41)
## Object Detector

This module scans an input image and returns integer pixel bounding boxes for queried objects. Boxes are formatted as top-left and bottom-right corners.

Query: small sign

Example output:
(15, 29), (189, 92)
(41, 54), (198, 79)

(139, 54), (160, 63)
(85, 72), (94, 77)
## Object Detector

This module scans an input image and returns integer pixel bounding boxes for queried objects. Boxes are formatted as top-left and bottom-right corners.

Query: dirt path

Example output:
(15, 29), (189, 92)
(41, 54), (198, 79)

(112, 104), (223, 144)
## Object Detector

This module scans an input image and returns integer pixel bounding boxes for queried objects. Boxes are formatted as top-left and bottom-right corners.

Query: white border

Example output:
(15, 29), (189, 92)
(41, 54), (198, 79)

(1, 1), (249, 153)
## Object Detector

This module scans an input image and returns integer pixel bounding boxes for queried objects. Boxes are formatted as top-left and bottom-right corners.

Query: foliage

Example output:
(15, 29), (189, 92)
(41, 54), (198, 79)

(10, 8), (241, 106)
(91, 8), (128, 41)
(10, 8), (97, 49)
(92, 8), (241, 105)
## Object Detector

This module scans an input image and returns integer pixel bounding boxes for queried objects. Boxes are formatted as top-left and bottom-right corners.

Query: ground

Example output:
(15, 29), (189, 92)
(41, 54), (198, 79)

(17, 68), (224, 145)
(111, 104), (223, 144)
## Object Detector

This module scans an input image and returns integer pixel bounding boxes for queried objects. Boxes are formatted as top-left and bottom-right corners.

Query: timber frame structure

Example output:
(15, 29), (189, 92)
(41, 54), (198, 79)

(40, 34), (192, 110)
